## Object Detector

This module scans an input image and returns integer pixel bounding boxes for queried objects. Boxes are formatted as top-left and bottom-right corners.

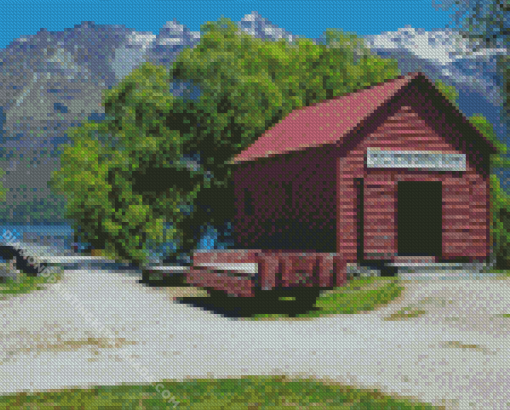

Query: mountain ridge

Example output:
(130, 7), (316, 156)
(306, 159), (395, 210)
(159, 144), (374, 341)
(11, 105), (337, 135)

(0, 11), (507, 224)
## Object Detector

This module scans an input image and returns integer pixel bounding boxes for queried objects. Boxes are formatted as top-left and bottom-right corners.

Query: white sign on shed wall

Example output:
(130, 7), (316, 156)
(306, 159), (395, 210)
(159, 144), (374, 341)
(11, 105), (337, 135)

(366, 148), (466, 171)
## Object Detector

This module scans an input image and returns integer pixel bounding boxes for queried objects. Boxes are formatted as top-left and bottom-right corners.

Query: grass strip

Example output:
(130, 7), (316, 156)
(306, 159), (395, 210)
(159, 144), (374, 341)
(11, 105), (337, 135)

(250, 277), (404, 320)
(0, 264), (62, 299)
(0, 375), (444, 409)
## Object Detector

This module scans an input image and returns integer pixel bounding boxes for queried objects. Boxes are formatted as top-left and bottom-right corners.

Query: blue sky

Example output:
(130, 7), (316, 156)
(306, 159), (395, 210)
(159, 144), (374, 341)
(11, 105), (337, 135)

(1, 0), (461, 50)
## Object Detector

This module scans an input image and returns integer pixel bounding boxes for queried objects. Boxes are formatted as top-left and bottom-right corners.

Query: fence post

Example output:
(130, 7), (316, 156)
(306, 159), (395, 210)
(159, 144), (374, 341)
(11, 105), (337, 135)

(316, 255), (327, 287)
(333, 255), (347, 287)
(279, 254), (289, 286)
(257, 253), (269, 290)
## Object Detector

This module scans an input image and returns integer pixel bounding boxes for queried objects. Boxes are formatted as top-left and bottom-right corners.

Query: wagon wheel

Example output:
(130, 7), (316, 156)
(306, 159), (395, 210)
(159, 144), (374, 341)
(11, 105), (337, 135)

(293, 288), (321, 306)
(207, 289), (228, 299)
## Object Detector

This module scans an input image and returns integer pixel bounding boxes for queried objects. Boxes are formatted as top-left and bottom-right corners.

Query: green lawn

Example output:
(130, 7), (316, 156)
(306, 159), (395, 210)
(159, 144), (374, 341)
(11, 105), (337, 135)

(0, 375), (444, 409)
(234, 277), (405, 320)
(0, 249), (505, 408)
(301, 277), (404, 315)
(488, 268), (510, 277)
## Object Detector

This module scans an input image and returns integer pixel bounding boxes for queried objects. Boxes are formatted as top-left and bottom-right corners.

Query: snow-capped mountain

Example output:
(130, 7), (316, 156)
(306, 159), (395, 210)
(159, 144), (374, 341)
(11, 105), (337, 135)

(0, 13), (507, 223)
(359, 25), (508, 144)
(111, 12), (300, 84)
(238, 11), (299, 43)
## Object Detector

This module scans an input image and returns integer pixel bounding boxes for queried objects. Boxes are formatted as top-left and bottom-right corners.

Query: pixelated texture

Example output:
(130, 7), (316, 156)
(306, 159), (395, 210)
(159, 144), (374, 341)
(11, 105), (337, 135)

(230, 73), (496, 266)
(1, 9), (510, 410)
(187, 72), (500, 302)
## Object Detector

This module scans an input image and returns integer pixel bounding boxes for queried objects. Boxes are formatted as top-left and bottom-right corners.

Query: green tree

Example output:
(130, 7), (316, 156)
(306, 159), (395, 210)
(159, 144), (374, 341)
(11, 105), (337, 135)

(469, 113), (510, 269)
(168, 18), (402, 258)
(48, 63), (206, 267)
(321, 28), (374, 63)
(432, 3), (510, 269)
(432, 0), (509, 50)
(434, 79), (461, 109)
(48, 17), (402, 267)
(490, 173), (510, 268)
(467, 112), (510, 268)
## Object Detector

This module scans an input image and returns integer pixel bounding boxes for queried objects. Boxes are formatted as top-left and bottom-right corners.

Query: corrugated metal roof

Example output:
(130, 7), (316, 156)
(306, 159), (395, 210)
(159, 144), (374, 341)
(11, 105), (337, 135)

(229, 72), (497, 164)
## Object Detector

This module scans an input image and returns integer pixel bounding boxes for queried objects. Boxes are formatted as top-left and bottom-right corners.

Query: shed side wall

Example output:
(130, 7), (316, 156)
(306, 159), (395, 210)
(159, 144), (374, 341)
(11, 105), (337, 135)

(338, 97), (490, 264)
(233, 147), (337, 252)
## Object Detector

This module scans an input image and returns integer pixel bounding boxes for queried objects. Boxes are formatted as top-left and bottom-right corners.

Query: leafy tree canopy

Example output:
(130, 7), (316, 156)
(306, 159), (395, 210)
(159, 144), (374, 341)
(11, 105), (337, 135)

(49, 17), (404, 266)
(168, 17), (402, 254)
(434, 79), (461, 109)
(49, 63), (205, 266)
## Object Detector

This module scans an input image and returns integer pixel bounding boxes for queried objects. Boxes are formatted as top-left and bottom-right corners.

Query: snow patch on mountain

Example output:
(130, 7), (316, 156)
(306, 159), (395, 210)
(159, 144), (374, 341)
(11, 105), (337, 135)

(362, 25), (508, 108)
(239, 11), (298, 43)
(112, 32), (157, 81)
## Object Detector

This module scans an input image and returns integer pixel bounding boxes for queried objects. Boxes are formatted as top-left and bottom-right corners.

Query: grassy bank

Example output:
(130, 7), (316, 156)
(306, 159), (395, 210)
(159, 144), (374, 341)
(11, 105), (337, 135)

(488, 268), (510, 277)
(165, 276), (405, 320)
(0, 375), (444, 409)
(297, 277), (404, 316)
(0, 263), (62, 299)
(249, 277), (404, 320)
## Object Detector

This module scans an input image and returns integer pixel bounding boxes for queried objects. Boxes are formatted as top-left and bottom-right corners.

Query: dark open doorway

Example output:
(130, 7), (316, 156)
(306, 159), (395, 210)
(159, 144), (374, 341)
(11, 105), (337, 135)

(398, 181), (442, 257)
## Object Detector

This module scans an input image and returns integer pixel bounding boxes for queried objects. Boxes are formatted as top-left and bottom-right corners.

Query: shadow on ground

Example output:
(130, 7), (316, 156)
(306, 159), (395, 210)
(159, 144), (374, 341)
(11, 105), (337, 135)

(176, 294), (322, 319)
(138, 275), (322, 318)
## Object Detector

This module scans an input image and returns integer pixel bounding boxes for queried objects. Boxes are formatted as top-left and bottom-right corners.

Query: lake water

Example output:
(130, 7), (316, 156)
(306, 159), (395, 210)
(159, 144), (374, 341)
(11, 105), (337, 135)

(0, 224), (75, 248)
(0, 222), (234, 259)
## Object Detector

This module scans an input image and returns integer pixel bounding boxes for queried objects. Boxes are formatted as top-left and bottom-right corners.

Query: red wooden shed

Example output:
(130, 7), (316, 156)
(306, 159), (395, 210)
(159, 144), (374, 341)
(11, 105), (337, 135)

(188, 72), (499, 297)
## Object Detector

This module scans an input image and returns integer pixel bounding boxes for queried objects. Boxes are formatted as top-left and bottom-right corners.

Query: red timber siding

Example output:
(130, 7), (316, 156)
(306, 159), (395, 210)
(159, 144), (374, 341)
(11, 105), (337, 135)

(232, 145), (337, 252)
(468, 173), (492, 262)
(257, 251), (345, 289)
(186, 267), (257, 297)
(184, 72), (495, 298)
(193, 249), (263, 265)
(187, 251), (346, 297)
(338, 94), (491, 263)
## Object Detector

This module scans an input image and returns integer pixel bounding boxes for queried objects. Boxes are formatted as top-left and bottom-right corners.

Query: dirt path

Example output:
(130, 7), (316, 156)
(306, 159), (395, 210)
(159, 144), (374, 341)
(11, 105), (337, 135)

(1, 269), (510, 409)
(367, 278), (510, 334)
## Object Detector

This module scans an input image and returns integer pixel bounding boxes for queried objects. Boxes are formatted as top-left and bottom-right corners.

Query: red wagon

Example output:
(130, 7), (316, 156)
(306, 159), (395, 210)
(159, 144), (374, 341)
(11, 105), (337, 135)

(187, 249), (348, 301)
(186, 72), (497, 296)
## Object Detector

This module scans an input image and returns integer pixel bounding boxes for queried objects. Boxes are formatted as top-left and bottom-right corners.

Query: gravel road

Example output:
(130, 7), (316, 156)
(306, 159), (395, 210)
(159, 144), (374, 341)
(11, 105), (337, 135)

(1, 267), (510, 409)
